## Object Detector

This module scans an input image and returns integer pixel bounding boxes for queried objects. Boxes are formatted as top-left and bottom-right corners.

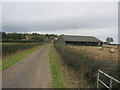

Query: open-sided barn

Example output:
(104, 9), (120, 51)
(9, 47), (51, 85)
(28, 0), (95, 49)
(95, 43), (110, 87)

(57, 35), (103, 46)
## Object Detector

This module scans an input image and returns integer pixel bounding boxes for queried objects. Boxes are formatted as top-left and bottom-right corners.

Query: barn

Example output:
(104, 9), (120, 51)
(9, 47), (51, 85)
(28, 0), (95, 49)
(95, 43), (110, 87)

(57, 35), (103, 46)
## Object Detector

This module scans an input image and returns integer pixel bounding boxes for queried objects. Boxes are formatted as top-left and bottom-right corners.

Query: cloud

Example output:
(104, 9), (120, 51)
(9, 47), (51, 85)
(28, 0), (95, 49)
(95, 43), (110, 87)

(34, 27), (118, 43)
(2, 2), (118, 43)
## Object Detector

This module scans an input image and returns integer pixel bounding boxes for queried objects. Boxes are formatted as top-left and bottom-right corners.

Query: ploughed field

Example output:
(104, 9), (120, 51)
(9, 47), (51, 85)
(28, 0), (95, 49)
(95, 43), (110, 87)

(69, 44), (118, 61)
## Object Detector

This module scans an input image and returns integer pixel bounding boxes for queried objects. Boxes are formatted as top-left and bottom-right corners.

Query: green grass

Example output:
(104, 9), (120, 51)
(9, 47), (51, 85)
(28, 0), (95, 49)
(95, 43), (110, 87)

(49, 45), (65, 88)
(1, 44), (45, 72)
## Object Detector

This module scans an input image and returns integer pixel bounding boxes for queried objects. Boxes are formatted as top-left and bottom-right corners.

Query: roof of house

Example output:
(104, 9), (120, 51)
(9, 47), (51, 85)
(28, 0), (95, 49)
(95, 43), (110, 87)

(60, 35), (103, 42)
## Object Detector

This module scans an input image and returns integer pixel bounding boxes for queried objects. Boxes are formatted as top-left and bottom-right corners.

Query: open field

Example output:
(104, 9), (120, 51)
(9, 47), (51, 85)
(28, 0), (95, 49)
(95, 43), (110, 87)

(69, 44), (118, 61)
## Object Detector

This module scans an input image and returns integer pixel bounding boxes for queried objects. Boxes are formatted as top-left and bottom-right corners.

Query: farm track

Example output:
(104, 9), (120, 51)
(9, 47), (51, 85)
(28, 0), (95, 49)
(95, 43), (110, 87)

(2, 45), (52, 88)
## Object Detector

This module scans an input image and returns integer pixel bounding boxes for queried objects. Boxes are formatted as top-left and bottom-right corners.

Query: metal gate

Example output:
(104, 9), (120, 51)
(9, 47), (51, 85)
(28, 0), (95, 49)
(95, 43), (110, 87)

(97, 69), (120, 89)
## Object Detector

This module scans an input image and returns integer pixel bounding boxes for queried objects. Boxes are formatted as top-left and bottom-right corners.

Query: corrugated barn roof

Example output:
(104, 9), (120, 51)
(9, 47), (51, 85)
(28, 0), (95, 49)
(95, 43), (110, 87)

(61, 35), (103, 42)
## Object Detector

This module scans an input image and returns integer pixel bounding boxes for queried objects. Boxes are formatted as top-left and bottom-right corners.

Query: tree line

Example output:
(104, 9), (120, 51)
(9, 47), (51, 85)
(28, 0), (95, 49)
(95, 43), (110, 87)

(1, 32), (58, 43)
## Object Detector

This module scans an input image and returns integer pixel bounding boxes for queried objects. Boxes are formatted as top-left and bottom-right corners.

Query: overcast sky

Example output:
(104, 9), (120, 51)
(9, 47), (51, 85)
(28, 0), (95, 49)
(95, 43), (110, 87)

(2, 2), (118, 43)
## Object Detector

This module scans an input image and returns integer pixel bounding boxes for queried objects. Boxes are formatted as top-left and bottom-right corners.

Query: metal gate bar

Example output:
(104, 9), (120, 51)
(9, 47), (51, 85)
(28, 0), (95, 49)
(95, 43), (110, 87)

(97, 69), (120, 89)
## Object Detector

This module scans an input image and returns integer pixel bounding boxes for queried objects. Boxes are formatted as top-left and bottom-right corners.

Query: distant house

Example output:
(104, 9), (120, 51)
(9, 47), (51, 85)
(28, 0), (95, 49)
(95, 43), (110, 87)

(53, 38), (58, 41)
(25, 35), (32, 40)
(57, 35), (103, 46)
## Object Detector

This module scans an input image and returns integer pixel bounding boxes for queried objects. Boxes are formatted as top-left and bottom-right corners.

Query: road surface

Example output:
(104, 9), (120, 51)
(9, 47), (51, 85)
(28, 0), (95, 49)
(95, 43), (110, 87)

(3, 45), (52, 88)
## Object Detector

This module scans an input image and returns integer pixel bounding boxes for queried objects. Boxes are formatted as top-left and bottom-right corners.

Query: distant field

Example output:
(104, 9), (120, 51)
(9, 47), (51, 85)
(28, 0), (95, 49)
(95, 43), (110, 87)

(69, 45), (118, 61)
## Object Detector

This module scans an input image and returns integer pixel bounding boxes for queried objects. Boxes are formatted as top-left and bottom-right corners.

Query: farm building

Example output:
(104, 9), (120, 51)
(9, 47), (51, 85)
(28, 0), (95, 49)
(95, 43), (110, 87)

(57, 35), (103, 46)
(25, 35), (32, 40)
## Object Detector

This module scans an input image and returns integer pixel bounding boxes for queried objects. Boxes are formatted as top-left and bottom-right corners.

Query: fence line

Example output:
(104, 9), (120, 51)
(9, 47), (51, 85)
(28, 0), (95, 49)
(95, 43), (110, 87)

(97, 69), (120, 89)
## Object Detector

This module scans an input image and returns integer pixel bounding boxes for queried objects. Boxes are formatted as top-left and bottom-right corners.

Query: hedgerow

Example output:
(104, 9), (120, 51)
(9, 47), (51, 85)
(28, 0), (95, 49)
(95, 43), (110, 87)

(54, 43), (119, 88)
(2, 43), (43, 59)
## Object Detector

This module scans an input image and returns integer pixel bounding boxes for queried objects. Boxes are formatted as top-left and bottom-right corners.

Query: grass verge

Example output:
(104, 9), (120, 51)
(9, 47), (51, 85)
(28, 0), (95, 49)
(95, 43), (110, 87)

(1, 44), (45, 72)
(49, 45), (65, 88)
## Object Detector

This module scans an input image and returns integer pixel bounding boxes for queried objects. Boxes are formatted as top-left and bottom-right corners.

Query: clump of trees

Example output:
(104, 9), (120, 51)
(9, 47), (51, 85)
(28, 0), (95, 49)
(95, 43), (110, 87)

(1, 32), (58, 43)
(106, 37), (114, 44)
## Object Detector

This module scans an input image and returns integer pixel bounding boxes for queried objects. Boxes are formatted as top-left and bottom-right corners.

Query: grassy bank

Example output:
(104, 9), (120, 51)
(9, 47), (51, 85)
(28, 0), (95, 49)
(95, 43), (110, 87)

(49, 45), (65, 88)
(54, 43), (119, 88)
(1, 44), (45, 71)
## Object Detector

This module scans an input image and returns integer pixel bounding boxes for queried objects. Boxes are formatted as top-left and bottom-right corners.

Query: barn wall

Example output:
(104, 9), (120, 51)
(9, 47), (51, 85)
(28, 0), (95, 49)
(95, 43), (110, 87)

(65, 41), (103, 46)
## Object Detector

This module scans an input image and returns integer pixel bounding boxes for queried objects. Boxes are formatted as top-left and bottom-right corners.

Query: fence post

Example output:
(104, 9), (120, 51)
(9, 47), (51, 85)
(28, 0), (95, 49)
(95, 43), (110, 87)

(110, 78), (112, 90)
(97, 70), (99, 88)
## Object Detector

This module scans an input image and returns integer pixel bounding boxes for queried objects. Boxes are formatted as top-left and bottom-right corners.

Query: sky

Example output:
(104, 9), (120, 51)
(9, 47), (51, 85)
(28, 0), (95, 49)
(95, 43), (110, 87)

(2, 2), (118, 43)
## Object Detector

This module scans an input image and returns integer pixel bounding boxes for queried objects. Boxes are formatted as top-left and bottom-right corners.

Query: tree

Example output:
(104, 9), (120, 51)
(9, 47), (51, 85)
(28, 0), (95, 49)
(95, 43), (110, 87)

(2, 32), (6, 39)
(31, 33), (39, 36)
(106, 37), (114, 44)
(32, 35), (45, 42)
